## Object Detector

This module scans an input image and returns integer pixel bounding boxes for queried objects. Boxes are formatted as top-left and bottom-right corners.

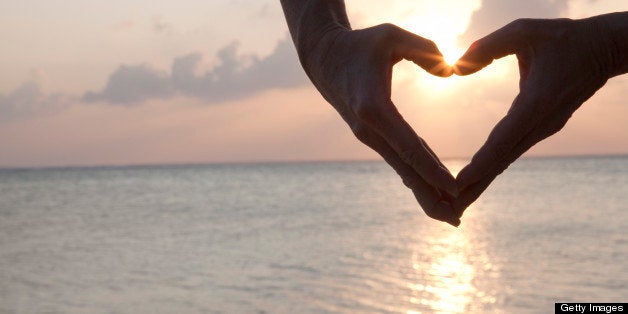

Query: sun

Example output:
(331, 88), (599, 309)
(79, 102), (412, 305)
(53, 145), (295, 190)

(401, 18), (466, 67)
(438, 42), (466, 67)
(398, 0), (481, 66)
(405, 15), (468, 67)
(389, 0), (517, 96)
(389, 0), (482, 92)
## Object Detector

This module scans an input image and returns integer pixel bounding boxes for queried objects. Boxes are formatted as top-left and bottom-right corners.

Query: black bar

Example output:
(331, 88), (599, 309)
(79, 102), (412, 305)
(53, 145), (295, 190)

(556, 303), (626, 313)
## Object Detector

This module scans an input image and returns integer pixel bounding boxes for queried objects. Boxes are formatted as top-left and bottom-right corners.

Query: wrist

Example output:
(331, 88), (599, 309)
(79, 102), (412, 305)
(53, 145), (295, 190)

(292, 0), (351, 73)
(589, 12), (628, 78)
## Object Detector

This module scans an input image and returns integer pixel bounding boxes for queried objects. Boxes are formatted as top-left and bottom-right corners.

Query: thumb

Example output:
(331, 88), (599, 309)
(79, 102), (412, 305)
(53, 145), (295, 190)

(454, 19), (531, 75)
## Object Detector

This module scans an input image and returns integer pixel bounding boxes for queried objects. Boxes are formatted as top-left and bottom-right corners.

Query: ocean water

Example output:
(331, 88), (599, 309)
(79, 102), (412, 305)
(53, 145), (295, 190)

(0, 157), (626, 313)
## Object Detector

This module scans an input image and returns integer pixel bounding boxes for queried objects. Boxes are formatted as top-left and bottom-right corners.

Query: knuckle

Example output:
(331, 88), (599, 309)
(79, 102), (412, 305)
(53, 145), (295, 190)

(547, 114), (572, 135)
(378, 23), (400, 35)
(424, 39), (438, 51)
(349, 121), (370, 143)
(352, 101), (377, 124)
(509, 18), (536, 38)
(546, 125), (563, 137)
(401, 176), (421, 190)
(400, 149), (432, 174)
(373, 23), (402, 46)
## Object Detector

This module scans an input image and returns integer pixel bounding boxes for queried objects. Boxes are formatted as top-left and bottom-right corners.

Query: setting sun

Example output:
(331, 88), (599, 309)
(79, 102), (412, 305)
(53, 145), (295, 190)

(399, 0), (481, 65)
(390, 0), (519, 94)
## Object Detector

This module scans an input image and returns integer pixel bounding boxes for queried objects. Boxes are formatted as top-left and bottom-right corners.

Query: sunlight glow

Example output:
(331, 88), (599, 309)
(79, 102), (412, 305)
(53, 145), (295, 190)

(404, 173), (500, 314)
(410, 232), (476, 313)
(399, 0), (481, 66)
(392, 0), (484, 93)
(405, 218), (499, 314)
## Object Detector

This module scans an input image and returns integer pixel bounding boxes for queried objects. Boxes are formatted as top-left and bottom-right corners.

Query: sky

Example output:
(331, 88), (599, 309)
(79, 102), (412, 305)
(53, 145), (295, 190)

(0, 0), (626, 167)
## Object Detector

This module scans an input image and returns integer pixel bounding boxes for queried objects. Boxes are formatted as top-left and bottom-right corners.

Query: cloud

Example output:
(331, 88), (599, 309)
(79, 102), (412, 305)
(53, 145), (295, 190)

(566, 0), (628, 18)
(459, 0), (569, 45)
(83, 65), (172, 104)
(0, 80), (74, 122)
(1, 37), (307, 122)
(83, 37), (308, 105)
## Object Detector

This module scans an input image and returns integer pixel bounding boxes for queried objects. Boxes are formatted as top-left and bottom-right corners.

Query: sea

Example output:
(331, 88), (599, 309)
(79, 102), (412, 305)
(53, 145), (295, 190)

(0, 156), (626, 313)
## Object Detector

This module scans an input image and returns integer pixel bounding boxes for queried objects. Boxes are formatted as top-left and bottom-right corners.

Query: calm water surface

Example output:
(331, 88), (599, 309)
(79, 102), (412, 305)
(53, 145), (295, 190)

(0, 157), (626, 313)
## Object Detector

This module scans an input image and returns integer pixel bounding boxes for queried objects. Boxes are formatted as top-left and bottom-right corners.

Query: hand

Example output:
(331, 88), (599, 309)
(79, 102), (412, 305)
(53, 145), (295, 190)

(301, 24), (460, 226)
(452, 17), (620, 212)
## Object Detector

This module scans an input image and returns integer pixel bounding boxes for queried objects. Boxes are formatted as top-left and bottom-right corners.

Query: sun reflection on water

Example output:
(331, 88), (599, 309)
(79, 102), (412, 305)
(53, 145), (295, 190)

(404, 162), (498, 314)
(408, 232), (476, 313)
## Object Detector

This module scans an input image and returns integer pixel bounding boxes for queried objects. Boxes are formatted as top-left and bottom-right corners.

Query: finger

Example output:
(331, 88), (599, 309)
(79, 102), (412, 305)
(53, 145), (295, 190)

(411, 126), (456, 201)
(420, 137), (457, 202)
(355, 25), (457, 196)
(454, 19), (532, 75)
(456, 92), (552, 191)
(453, 129), (542, 214)
(354, 99), (459, 198)
(421, 137), (447, 170)
(388, 25), (453, 77)
(454, 130), (546, 213)
(349, 119), (461, 226)
(454, 106), (574, 212)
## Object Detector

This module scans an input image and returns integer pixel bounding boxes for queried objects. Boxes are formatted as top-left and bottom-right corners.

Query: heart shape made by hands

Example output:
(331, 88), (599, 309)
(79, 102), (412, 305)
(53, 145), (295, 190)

(297, 16), (617, 226)
(443, 17), (613, 223)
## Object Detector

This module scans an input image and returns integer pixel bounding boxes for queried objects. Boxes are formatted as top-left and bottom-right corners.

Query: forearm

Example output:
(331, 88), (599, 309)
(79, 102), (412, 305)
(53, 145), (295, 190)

(279, 0), (351, 63)
(590, 11), (628, 78)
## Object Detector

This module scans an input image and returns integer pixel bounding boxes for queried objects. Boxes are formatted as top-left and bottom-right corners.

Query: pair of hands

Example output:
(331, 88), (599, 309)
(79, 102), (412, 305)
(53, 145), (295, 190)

(300, 17), (621, 226)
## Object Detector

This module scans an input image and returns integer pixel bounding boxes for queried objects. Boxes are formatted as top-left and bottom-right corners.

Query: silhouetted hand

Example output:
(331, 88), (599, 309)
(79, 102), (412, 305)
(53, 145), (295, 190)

(452, 14), (628, 213)
(280, 1), (462, 226)
(301, 24), (460, 225)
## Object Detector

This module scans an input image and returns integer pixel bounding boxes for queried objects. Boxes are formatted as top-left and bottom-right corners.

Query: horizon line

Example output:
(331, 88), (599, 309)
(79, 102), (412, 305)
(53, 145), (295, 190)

(1, 152), (627, 171)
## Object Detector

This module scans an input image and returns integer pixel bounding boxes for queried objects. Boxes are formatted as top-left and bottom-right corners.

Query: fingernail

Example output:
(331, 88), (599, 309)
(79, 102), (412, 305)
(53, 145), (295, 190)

(449, 218), (461, 228)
